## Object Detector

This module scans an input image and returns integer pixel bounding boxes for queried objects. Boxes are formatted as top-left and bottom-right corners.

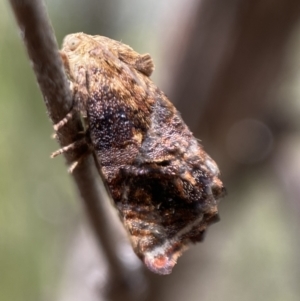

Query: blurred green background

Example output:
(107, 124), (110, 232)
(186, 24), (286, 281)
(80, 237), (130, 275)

(1, 0), (300, 301)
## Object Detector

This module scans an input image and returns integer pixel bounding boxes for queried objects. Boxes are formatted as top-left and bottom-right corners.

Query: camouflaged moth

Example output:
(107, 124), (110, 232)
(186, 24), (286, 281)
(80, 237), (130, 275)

(53, 33), (225, 275)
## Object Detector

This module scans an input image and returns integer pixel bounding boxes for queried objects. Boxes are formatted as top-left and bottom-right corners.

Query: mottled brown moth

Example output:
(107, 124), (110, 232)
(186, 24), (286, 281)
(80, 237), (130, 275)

(53, 33), (225, 275)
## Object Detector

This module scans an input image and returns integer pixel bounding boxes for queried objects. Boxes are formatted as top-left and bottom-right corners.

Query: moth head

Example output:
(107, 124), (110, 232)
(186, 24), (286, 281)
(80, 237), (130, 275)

(65, 35), (81, 51)
(61, 33), (94, 55)
(60, 33), (101, 80)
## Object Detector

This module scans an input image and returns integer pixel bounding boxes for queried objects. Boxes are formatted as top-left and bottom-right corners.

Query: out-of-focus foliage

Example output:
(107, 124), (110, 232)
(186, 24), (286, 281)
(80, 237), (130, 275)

(1, 0), (300, 301)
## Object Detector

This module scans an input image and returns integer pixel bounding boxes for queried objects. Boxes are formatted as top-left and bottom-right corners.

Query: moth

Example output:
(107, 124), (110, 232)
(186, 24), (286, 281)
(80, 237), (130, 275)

(53, 33), (225, 275)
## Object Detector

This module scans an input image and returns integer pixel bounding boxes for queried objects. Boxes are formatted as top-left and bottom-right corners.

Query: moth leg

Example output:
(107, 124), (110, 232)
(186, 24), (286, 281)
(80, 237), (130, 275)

(52, 65), (90, 171)
(51, 132), (58, 139)
(51, 137), (87, 158)
(53, 108), (76, 131)
(67, 150), (91, 173)
(51, 134), (91, 172)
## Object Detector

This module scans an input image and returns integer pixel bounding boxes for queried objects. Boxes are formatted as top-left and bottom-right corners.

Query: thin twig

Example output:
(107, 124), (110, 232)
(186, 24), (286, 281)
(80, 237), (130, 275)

(9, 0), (146, 300)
